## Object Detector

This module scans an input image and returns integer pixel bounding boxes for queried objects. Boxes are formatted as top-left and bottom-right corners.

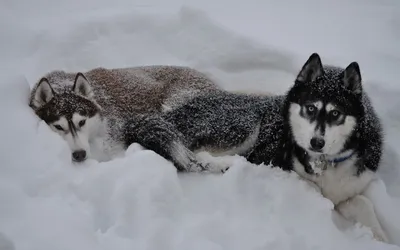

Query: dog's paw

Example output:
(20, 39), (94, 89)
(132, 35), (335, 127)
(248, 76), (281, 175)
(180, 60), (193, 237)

(372, 228), (389, 243)
(221, 166), (230, 173)
(186, 160), (209, 172)
(201, 162), (232, 174)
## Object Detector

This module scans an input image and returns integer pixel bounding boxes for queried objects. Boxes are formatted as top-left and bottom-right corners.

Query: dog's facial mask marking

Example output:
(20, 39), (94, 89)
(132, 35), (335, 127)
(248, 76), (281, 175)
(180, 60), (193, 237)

(289, 53), (361, 156)
(32, 73), (101, 162)
(49, 114), (90, 162)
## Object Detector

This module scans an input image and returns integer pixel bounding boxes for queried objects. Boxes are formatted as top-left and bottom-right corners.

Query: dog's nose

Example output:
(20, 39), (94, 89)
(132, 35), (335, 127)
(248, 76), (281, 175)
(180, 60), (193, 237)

(72, 150), (87, 162)
(310, 137), (325, 151)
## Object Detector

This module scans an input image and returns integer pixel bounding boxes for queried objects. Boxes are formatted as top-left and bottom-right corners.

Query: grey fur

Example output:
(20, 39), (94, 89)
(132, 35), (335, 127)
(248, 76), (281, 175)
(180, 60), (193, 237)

(124, 89), (285, 171)
(29, 65), (221, 161)
(125, 54), (382, 176)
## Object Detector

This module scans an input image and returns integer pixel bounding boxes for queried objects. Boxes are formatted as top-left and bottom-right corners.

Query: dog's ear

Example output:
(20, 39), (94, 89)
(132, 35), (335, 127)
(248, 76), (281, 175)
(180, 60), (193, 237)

(32, 77), (55, 108)
(343, 62), (362, 94)
(73, 73), (94, 99)
(296, 53), (324, 83)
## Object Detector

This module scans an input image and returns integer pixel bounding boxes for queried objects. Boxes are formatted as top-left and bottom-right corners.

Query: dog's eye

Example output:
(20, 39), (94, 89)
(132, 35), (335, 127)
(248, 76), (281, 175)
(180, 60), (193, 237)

(78, 120), (86, 127)
(330, 110), (341, 118)
(305, 105), (316, 115)
(54, 125), (64, 131)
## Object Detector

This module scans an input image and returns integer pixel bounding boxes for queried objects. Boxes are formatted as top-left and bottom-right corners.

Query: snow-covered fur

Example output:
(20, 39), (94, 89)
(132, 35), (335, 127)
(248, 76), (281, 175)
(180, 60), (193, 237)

(124, 92), (284, 171)
(124, 53), (388, 242)
(29, 66), (220, 163)
(272, 53), (387, 242)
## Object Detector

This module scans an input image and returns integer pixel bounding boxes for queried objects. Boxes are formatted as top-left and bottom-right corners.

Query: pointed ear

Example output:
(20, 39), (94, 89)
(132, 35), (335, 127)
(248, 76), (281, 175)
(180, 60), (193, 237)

(296, 53), (324, 83)
(32, 77), (54, 108)
(72, 73), (94, 99)
(343, 62), (362, 94)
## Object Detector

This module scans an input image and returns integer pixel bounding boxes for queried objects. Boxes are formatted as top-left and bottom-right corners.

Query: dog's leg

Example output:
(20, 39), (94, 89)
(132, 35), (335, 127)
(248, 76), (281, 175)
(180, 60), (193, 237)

(335, 195), (388, 243)
(303, 179), (322, 193)
(124, 115), (209, 172)
(362, 178), (400, 246)
(169, 140), (210, 172)
(194, 151), (235, 174)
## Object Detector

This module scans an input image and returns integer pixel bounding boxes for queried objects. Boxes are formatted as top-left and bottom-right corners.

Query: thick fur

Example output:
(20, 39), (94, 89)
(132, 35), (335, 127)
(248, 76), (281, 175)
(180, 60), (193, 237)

(275, 53), (387, 242)
(29, 66), (220, 162)
(124, 53), (389, 242)
(123, 90), (285, 172)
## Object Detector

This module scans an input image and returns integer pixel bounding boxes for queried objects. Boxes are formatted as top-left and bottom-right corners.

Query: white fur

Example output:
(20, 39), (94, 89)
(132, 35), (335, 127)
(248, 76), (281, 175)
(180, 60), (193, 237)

(293, 156), (389, 242)
(170, 141), (198, 171)
(314, 101), (323, 110)
(289, 103), (356, 155)
(50, 113), (103, 161)
(326, 103), (336, 112)
(289, 101), (390, 243)
(363, 178), (400, 245)
(324, 116), (356, 155)
(336, 195), (388, 242)
(289, 103), (317, 149)
(293, 155), (373, 205)
(170, 141), (232, 173)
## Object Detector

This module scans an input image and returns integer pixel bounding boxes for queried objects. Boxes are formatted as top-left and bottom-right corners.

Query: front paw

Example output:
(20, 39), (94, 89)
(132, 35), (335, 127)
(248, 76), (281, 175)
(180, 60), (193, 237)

(220, 166), (230, 174)
(187, 160), (209, 172)
(372, 229), (389, 243)
(197, 162), (231, 174)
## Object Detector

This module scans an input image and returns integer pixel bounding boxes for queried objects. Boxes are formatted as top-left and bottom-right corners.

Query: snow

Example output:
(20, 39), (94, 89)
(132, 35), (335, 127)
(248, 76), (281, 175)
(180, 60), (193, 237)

(1, 0), (400, 249)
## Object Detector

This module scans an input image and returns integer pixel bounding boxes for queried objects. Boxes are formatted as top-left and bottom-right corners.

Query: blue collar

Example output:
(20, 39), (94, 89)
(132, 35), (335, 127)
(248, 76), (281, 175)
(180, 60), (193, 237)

(326, 151), (355, 164)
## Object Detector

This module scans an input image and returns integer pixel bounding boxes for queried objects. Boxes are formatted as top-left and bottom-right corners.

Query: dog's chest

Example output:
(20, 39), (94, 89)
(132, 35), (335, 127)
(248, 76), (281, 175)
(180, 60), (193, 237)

(293, 157), (374, 205)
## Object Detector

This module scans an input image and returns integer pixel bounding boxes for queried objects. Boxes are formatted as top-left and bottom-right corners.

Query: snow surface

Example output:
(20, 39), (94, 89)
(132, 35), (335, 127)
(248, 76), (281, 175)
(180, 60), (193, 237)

(1, 0), (400, 249)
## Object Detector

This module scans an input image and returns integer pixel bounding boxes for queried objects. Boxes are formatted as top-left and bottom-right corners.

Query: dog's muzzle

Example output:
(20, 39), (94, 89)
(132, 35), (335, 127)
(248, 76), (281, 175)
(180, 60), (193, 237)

(72, 150), (87, 162)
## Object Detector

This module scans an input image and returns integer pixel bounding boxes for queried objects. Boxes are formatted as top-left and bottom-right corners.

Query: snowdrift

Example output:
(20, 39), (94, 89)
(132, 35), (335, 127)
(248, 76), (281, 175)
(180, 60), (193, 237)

(1, 0), (400, 249)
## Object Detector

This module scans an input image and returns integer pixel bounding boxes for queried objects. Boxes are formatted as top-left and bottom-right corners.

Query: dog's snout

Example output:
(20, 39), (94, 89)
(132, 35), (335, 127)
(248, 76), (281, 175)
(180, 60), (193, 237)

(72, 150), (87, 162)
(310, 137), (325, 151)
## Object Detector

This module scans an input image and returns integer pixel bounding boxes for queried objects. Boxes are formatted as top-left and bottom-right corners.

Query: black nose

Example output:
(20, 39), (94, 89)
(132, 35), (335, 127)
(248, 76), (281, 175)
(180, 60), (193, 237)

(72, 150), (87, 162)
(310, 138), (325, 151)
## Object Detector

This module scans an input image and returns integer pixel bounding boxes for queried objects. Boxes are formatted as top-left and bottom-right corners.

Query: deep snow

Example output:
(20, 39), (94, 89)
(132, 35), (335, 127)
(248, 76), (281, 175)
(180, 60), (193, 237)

(1, 0), (400, 249)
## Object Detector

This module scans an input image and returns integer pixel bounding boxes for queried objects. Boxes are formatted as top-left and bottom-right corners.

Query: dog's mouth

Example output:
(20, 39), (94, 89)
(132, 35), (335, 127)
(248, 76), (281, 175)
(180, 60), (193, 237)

(308, 148), (323, 154)
(72, 158), (87, 163)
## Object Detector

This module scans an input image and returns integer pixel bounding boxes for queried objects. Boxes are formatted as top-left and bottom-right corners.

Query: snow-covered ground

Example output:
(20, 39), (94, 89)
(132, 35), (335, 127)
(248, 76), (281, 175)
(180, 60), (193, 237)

(1, 0), (400, 249)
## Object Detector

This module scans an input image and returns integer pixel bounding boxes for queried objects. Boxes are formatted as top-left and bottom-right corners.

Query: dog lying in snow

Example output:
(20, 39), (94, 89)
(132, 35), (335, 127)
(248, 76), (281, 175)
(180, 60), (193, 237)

(123, 53), (395, 244)
(29, 65), (221, 165)
(29, 56), (398, 245)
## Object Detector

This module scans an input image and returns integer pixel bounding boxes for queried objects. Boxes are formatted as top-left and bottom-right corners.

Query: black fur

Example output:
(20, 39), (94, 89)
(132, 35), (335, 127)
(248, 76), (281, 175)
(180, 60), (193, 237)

(124, 90), (285, 171)
(35, 89), (100, 124)
(123, 114), (209, 171)
(272, 54), (383, 175)
(124, 53), (383, 176)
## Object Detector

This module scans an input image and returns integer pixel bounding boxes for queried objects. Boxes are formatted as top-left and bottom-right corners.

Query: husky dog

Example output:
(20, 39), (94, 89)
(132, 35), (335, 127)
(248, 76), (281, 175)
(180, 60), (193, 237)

(29, 66), (219, 164)
(125, 53), (389, 242)
(271, 53), (388, 242)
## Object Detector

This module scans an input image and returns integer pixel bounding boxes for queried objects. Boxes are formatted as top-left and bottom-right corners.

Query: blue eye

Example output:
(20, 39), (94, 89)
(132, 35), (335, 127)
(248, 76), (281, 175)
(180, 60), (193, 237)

(305, 105), (316, 115)
(330, 110), (340, 118)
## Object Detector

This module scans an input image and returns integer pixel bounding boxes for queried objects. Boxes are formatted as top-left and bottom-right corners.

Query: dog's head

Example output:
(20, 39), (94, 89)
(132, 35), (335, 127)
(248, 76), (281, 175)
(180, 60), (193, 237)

(285, 53), (364, 157)
(30, 73), (102, 162)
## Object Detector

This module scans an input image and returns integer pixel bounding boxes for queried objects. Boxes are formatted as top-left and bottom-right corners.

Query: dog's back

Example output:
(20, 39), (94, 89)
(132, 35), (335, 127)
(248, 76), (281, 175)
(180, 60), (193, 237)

(33, 65), (220, 117)
(29, 65), (221, 162)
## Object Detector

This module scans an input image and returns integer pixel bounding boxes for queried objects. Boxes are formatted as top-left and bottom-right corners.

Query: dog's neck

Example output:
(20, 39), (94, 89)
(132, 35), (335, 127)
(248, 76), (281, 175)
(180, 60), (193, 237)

(293, 144), (356, 175)
(310, 150), (356, 164)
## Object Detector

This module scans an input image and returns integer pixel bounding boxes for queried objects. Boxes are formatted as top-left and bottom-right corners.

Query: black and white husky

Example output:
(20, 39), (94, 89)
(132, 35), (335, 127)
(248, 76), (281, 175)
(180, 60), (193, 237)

(126, 53), (392, 242)
(273, 53), (388, 242)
